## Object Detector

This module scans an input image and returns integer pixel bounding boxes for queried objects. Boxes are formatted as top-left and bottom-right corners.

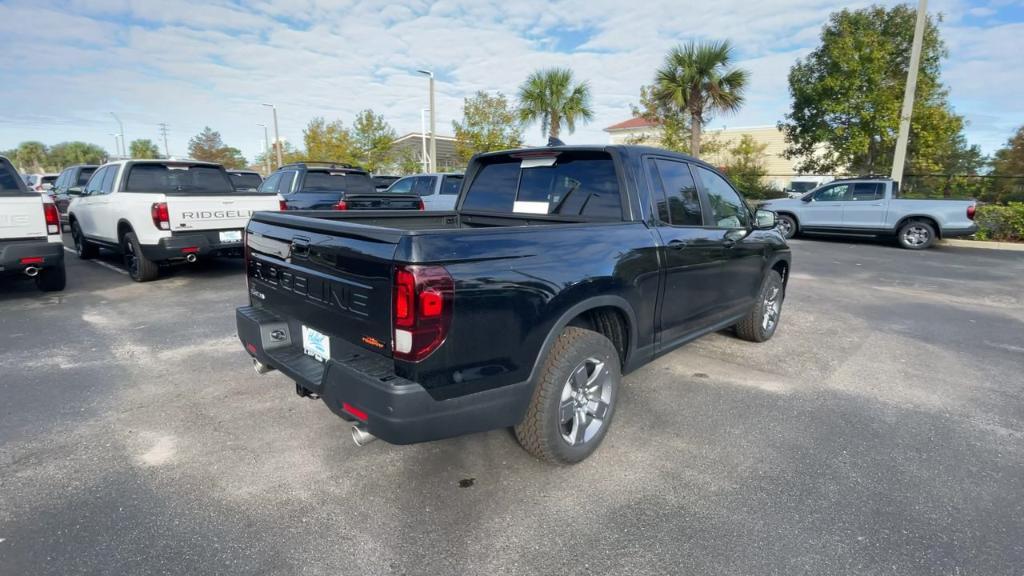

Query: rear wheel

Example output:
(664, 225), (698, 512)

(122, 231), (159, 282)
(735, 270), (785, 342)
(777, 214), (797, 239)
(35, 264), (66, 292)
(72, 221), (98, 259)
(898, 220), (935, 250)
(515, 327), (620, 464)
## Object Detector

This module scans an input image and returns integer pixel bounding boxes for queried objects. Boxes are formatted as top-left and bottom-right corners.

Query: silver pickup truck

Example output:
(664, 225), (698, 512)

(761, 177), (977, 249)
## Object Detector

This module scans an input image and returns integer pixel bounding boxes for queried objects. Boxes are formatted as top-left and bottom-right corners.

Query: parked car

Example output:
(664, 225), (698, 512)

(785, 175), (833, 198)
(761, 176), (978, 249)
(227, 169), (263, 192)
(385, 173), (464, 211)
(372, 175), (401, 192)
(24, 173), (59, 193)
(68, 159), (280, 282)
(51, 164), (98, 227)
(237, 145), (791, 463)
(262, 162), (424, 211)
(0, 156), (65, 291)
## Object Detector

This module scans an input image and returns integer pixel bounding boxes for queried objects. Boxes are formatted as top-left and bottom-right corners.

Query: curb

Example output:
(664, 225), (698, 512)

(940, 239), (1024, 252)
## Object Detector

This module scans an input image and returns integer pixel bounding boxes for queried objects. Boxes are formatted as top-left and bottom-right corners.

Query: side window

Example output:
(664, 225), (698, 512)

(85, 167), (108, 194)
(387, 177), (415, 195)
(412, 176), (435, 196)
(813, 183), (850, 202)
(650, 158), (703, 226)
(695, 166), (750, 229)
(279, 171), (298, 194)
(851, 182), (883, 201)
(100, 166), (118, 194)
(259, 172), (282, 194)
(441, 175), (462, 195)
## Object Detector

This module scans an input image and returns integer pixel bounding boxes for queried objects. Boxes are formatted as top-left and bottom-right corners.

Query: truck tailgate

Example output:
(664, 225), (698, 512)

(0, 195), (46, 240)
(246, 217), (398, 357)
(168, 194), (278, 232)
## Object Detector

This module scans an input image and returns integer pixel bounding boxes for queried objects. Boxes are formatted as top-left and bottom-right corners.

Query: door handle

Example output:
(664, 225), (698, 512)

(667, 240), (688, 250)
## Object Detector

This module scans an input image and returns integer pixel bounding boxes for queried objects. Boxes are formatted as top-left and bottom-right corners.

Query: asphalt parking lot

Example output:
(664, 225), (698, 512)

(1, 237), (1022, 575)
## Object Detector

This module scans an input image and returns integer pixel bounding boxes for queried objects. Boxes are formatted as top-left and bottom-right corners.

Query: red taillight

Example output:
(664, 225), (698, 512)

(341, 402), (368, 422)
(42, 202), (59, 234)
(336, 200), (348, 210)
(392, 265), (453, 361)
(278, 199), (288, 211)
(151, 202), (170, 230)
(967, 205), (976, 220)
(418, 199), (425, 211)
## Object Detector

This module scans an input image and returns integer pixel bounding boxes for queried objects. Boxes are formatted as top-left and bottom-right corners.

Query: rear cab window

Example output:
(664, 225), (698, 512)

(76, 167), (97, 186)
(123, 162), (235, 194)
(229, 172), (263, 191)
(0, 159), (30, 195)
(299, 170), (374, 194)
(462, 151), (624, 220)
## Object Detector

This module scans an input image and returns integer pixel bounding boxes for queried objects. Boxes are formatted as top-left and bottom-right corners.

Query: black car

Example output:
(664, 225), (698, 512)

(260, 162), (423, 211)
(227, 170), (263, 192)
(51, 164), (98, 227)
(237, 145), (791, 463)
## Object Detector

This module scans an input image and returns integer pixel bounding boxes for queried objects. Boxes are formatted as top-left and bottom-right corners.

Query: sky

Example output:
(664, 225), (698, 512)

(1, 0), (1022, 164)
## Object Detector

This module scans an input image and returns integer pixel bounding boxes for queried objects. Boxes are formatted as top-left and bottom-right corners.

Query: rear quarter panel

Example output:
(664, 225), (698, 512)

(883, 199), (975, 232)
(395, 222), (661, 399)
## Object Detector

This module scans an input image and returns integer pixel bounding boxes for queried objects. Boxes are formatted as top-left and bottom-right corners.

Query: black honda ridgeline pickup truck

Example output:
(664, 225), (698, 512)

(237, 145), (791, 463)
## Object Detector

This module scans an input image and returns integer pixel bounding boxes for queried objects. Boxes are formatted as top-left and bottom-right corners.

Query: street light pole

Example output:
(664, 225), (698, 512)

(418, 70), (436, 172)
(420, 108), (430, 172)
(891, 0), (928, 183)
(109, 112), (125, 157)
(110, 133), (121, 158)
(262, 103), (283, 169)
(257, 123), (270, 175)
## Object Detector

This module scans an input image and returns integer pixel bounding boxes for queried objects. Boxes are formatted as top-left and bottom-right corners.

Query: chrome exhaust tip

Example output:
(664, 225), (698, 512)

(24, 266), (40, 277)
(351, 424), (377, 446)
(185, 253), (198, 263)
(252, 358), (275, 375)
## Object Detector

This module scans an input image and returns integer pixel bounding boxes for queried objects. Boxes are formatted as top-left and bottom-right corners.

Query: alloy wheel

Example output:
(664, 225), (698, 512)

(558, 357), (613, 446)
(903, 225), (930, 247)
(762, 285), (781, 332)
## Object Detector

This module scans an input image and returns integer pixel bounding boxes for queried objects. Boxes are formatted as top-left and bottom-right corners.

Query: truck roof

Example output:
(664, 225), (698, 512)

(473, 144), (711, 168)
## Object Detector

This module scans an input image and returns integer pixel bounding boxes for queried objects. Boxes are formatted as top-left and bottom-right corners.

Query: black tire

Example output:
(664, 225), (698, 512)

(897, 220), (936, 250)
(514, 327), (620, 464)
(122, 231), (159, 282)
(777, 214), (797, 239)
(35, 264), (66, 292)
(71, 221), (98, 259)
(735, 270), (785, 343)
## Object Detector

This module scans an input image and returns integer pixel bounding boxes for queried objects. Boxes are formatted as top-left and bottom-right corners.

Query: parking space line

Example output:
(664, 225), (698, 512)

(63, 247), (129, 276)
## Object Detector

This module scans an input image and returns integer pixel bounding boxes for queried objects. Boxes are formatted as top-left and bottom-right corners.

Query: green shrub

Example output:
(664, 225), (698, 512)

(974, 203), (1024, 242)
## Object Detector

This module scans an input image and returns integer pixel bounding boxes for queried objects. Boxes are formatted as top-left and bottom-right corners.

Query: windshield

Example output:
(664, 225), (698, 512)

(124, 163), (235, 194)
(229, 173), (262, 190)
(76, 168), (97, 186)
(300, 170), (375, 194)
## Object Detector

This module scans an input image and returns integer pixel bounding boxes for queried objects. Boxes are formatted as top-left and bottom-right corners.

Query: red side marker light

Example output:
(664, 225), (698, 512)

(245, 343), (257, 354)
(342, 402), (368, 422)
(20, 257), (44, 265)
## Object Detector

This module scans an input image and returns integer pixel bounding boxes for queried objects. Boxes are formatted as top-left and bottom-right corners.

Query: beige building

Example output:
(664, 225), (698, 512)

(604, 118), (807, 189)
(389, 132), (460, 173)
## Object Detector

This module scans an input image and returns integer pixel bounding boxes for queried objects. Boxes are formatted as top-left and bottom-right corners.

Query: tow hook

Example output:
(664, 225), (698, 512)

(351, 424), (377, 446)
(252, 358), (275, 374)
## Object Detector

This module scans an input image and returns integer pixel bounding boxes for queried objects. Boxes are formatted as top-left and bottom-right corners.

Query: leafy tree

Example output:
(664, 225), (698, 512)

(653, 40), (749, 159)
(627, 85), (725, 157)
(780, 5), (976, 180)
(453, 91), (524, 163)
(129, 139), (160, 159)
(303, 117), (355, 165)
(351, 109), (397, 173)
(47, 141), (108, 168)
(255, 140), (304, 170)
(990, 126), (1024, 203)
(15, 141), (48, 172)
(393, 148), (423, 175)
(187, 127), (247, 168)
(517, 67), (593, 141)
(721, 135), (784, 199)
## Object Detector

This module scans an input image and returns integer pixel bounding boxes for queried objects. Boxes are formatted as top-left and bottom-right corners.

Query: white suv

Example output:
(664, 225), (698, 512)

(68, 159), (280, 281)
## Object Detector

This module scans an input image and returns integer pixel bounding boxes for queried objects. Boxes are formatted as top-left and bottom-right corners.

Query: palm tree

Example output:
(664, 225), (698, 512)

(654, 40), (749, 159)
(517, 68), (594, 142)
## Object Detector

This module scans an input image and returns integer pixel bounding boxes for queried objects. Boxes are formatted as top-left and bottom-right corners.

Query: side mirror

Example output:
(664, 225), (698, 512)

(754, 209), (777, 230)
(801, 195), (812, 203)
(68, 186), (84, 196)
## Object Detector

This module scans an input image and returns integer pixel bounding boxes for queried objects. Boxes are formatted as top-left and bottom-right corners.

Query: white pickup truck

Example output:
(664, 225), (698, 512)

(68, 159), (280, 281)
(0, 156), (65, 291)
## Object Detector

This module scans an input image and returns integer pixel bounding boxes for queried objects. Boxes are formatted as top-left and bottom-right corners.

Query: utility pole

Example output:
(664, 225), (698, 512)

(110, 112), (125, 157)
(418, 70), (436, 172)
(891, 0), (928, 183)
(262, 103), (283, 169)
(257, 123), (270, 175)
(158, 123), (170, 158)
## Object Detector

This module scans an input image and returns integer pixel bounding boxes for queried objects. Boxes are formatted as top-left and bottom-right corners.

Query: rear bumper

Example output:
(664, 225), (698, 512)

(941, 224), (978, 238)
(140, 229), (244, 261)
(236, 305), (532, 445)
(0, 239), (64, 275)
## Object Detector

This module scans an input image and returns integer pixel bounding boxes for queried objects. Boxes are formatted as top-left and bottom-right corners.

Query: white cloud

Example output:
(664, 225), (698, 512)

(0, 0), (1020, 160)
